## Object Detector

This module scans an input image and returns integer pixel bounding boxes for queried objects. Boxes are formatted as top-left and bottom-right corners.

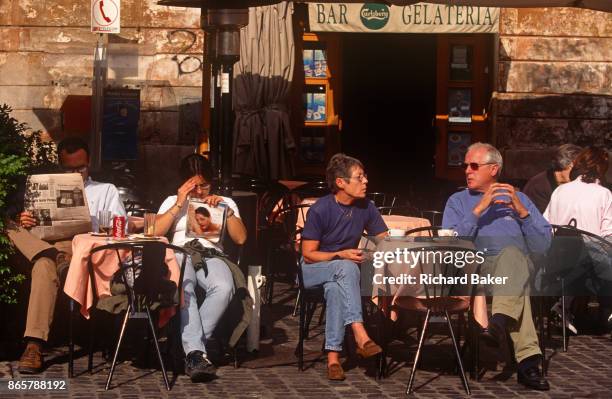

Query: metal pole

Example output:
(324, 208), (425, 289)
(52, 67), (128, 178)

(220, 61), (234, 196)
(91, 34), (107, 171)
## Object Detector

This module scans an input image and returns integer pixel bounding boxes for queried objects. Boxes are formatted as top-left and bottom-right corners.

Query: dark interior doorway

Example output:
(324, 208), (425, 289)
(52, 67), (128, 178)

(341, 33), (437, 204)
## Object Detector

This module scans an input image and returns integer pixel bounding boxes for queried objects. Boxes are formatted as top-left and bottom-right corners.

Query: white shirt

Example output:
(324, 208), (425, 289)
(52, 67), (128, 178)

(84, 178), (127, 232)
(158, 195), (241, 249)
(544, 176), (612, 237)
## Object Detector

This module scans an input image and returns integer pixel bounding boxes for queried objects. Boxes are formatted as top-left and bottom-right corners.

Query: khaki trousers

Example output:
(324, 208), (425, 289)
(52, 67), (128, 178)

(7, 227), (72, 341)
(482, 246), (542, 363)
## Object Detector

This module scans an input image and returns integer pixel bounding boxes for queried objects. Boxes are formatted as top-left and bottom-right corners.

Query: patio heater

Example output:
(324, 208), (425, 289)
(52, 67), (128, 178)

(158, 1), (248, 195)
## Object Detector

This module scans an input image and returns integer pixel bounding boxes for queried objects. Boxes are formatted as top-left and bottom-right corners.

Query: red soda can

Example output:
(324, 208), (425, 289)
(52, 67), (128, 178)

(113, 216), (126, 238)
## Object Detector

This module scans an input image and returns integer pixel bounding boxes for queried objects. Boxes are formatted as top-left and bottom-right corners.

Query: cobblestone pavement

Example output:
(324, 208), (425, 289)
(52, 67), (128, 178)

(1, 284), (611, 398)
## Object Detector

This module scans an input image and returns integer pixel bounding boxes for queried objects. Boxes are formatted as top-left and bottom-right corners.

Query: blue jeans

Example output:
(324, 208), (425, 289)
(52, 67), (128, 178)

(177, 253), (234, 356)
(301, 259), (363, 351)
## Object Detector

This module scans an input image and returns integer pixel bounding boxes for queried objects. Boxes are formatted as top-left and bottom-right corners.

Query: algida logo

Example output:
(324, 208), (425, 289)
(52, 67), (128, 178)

(360, 3), (390, 30)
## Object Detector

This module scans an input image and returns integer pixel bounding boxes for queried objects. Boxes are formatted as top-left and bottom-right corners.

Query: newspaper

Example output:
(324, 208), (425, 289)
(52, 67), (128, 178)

(24, 173), (91, 241)
(185, 198), (227, 244)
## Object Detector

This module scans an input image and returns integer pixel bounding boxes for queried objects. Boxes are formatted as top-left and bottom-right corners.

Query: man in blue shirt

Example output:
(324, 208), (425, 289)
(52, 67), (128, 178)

(442, 142), (551, 391)
(302, 153), (388, 381)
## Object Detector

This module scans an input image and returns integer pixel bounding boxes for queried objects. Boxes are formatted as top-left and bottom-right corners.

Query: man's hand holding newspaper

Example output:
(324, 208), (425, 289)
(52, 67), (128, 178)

(23, 173), (91, 241)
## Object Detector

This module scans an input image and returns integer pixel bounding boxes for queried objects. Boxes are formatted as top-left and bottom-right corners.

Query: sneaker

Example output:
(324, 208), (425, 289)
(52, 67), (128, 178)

(551, 300), (578, 335)
(18, 342), (43, 374)
(185, 350), (216, 382)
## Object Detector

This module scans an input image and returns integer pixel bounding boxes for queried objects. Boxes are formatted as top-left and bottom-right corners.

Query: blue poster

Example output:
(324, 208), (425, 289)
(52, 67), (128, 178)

(101, 89), (140, 160)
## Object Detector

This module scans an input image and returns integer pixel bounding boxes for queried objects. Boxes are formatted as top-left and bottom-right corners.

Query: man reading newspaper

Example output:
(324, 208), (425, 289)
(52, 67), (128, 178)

(7, 138), (126, 374)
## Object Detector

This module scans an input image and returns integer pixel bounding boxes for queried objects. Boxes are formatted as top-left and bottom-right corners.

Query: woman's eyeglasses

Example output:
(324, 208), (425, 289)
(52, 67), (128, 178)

(344, 174), (368, 183)
(462, 162), (496, 171)
(194, 183), (211, 191)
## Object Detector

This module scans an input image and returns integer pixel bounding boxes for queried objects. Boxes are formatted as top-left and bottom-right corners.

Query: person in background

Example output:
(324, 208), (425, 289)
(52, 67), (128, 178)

(7, 137), (125, 374)
(523, 144), (582, 214)
(442, 142), (551, 391)
(301, 153), (387, 381)
(155, 154), (247, 382)
(544, 146), (611, 334)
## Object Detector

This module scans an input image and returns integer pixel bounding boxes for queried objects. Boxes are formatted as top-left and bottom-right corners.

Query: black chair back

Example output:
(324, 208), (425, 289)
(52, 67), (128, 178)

(414, 245), (478, 302)
(407, 225), (444, 237)
(546, 223), (611, 294)
(257, 181), (292, 228)
(269, 204), (312, 240)
(290, 228), (306, 291)
(420, 210), (443, 226)
(292, 180), (329, 199)
(367, 192), (397, 208)
(88, 241), (188, 308)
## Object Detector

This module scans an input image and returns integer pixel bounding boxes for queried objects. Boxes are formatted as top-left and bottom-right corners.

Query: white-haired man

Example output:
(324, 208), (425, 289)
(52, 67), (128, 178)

(442, 142), (552, 391)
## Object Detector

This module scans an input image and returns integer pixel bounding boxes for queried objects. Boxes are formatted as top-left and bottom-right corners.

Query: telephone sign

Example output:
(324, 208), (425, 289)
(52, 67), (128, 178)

(91, 0), (120, 33)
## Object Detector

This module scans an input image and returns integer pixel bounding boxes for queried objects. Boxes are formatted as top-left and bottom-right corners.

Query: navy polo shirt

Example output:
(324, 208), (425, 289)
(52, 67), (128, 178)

(302, 194), (388, 252)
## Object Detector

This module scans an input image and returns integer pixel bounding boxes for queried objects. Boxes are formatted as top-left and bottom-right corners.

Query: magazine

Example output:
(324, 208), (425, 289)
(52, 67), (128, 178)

(24, 173), (91, 240)
(185, 198), (227, 244)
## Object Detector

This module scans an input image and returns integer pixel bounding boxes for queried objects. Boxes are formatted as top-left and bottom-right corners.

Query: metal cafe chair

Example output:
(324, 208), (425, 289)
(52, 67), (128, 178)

(394, 246), (480, 395)
(420, 210), (443, 226)
(69, 241), (188, 390)
(290, 228), (327, 371)
(367, 192), (397, 208)
(263, 204), (312, 305)
(537, 221), (612, 369)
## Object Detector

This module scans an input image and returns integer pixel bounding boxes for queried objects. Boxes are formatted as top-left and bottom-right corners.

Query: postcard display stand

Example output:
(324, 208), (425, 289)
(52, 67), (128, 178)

(298, 33), (341, 174)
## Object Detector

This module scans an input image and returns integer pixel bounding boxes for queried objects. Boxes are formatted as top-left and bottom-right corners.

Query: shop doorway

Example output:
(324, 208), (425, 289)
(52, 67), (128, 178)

(341, 33), (437, 197)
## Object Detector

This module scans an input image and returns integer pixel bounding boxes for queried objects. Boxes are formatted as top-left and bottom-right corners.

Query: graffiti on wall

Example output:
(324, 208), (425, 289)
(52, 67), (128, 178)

(167, 29), (203, 76)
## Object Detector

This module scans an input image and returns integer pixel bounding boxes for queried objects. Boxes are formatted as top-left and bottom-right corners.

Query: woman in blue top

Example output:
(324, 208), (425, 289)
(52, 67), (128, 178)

(301, 153), (388, 381)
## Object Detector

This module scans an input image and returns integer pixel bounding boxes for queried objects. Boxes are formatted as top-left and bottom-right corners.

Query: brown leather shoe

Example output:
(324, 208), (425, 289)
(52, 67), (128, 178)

(356, 340), (382, 359)
(327, 363), (345, 381)
(19, 342), (43, 374)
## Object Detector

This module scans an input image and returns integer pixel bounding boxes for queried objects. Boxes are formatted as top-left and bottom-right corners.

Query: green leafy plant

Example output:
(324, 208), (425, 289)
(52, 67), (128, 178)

(0, 104), (57, 304)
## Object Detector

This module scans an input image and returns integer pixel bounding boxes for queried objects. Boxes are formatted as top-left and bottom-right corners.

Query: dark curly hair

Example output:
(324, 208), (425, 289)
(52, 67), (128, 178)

(195, 206), (211, 218)
(325, 153), (364, 193)
(179, 154), (213, 183)
(570, 146), (609, 184)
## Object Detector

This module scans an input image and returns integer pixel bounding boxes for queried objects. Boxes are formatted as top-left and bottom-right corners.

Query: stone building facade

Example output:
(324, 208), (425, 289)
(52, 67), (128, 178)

(495, 7), (611, 179)
(0, 0), (204, 204)
(0, 2), (610, 190)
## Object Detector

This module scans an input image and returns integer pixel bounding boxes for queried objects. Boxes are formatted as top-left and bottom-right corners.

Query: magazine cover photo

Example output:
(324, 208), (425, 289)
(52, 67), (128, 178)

(186, 198), (227, 243)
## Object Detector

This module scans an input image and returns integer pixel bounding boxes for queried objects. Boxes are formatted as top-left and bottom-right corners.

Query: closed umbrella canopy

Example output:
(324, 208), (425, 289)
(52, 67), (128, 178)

(159, 0), (612, 13)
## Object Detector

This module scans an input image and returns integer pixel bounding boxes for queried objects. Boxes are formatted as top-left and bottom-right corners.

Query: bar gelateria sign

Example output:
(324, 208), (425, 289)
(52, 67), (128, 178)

(309, 2), (499, 33)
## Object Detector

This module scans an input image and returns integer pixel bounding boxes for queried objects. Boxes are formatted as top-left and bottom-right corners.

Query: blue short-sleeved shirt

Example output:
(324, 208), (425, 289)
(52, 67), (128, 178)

(302, 194), (388, 252)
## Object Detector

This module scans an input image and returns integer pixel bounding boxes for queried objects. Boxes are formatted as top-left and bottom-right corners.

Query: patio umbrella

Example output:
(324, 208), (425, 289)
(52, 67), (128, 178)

(232, 2), (296, 180)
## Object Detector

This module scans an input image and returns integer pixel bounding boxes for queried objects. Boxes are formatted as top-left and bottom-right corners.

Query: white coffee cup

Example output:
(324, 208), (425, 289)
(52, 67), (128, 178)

(388, 228), (406, 237)
(438, 228), (458, 237)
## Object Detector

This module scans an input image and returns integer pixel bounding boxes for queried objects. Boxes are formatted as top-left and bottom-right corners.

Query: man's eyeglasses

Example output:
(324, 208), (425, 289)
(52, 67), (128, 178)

(62, 166), (88, 174)
(194, 183), (211, 191)
(462, 162), (496, 171)
(344, 174), (368, 183)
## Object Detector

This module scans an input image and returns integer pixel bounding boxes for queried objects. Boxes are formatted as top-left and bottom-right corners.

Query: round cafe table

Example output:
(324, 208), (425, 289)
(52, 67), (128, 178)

(63, 233), (181, 325)
(364, 237), (479, 318)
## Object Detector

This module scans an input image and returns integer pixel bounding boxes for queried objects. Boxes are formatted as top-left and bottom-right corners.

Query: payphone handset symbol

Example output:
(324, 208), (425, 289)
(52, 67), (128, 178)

(99, 1), (112, 23)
